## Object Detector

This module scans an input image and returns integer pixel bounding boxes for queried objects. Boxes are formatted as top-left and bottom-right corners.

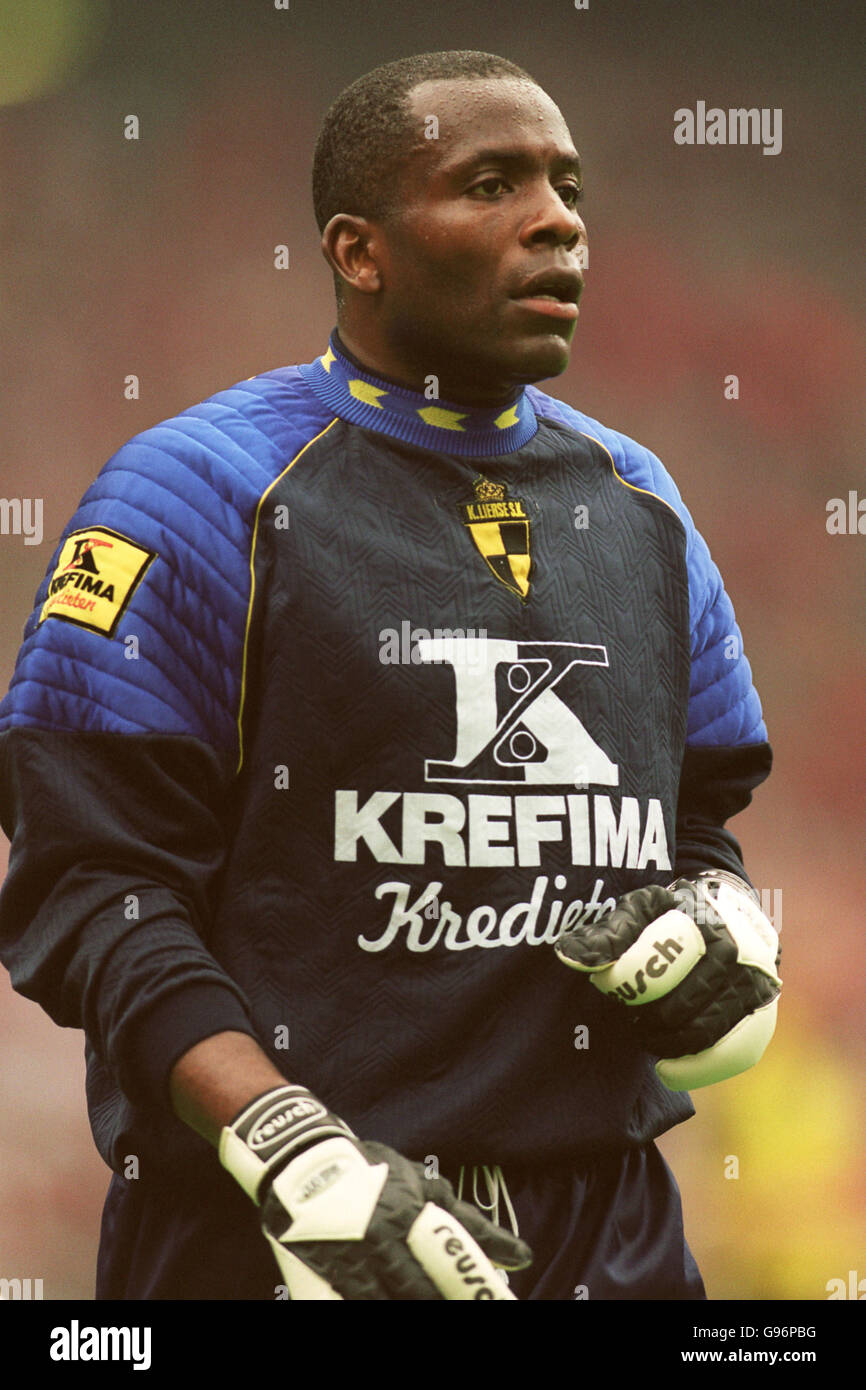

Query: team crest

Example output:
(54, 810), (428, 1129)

(458, 476), (532, 602)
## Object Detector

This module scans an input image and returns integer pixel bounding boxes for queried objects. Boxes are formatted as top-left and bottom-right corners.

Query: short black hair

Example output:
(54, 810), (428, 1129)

(312, 50), (538, 303)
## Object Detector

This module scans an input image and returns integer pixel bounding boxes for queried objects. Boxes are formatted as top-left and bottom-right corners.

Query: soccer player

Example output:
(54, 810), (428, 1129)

(0, 51), (780, 1301)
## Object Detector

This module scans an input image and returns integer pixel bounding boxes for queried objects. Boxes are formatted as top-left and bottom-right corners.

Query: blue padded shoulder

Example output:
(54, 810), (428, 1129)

(0, 369), (335, 757)
(1, 366), (767, 755)
(527, 387), (768, 748)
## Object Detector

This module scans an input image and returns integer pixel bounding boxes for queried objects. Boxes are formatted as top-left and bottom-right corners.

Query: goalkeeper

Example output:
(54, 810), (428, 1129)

(0, 51), (779, 1301)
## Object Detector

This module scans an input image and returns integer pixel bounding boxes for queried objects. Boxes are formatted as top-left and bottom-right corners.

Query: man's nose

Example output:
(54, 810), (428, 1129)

(521, 185), (585, 248)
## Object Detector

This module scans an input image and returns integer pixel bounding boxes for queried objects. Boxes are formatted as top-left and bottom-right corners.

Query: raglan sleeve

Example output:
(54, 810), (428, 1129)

(642, 447), (773, 888)
(0, 422), (267, 1114)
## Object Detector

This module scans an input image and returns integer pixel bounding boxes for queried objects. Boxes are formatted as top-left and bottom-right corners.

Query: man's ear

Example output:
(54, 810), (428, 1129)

(321, 215), (383, 296)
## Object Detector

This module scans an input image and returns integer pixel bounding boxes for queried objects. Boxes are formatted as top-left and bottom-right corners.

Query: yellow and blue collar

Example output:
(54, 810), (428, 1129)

(299, 332), (538, 457)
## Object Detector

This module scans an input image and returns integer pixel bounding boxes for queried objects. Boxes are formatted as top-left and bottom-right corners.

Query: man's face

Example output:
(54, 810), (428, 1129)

(370, 77), (587, 404)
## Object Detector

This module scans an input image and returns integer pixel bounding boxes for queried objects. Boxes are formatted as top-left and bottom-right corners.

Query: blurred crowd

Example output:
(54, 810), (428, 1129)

(0, 0), (863, 1298)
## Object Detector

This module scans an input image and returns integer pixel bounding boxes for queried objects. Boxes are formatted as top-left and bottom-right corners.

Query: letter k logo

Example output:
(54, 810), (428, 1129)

(418, 637), (619, 786)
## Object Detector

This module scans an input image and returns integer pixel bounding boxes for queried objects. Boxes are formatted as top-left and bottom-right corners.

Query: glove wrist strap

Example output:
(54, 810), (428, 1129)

(219, 1084), (356, 1204)
(668, 868), (761, 907)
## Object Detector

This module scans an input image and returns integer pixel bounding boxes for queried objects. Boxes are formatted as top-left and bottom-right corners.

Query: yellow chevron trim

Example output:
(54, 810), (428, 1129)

(417, 405), (467, 431)
(348, 378), (387, 408)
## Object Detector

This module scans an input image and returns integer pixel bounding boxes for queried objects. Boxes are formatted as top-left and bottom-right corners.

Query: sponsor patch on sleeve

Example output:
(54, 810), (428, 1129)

(38, 525), (157, 637)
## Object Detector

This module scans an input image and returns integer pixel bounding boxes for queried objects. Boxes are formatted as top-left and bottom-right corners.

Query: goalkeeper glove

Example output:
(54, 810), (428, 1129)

(219, 1084), (532, 1299)
(554, 869), (781, 1090)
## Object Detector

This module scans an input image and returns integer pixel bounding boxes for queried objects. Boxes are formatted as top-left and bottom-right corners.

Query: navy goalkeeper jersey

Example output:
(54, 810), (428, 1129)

(0, 330), (771, 1185)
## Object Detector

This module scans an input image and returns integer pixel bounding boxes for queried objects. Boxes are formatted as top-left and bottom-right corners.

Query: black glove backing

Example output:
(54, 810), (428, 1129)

(219, 1084), (532, 1298)
(555, 870), (781, 1090)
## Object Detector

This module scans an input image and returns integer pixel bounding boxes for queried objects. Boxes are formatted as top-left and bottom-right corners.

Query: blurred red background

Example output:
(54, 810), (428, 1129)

(1, 0), (863, 1299)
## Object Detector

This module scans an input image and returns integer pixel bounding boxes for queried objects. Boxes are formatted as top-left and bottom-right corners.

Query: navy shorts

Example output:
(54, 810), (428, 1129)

(471, 1144), (706, 1301)
(96, 1141), (705, 1301)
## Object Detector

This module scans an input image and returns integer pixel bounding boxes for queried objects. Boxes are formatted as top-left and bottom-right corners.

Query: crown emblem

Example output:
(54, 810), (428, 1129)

(473, 477), (507, 502)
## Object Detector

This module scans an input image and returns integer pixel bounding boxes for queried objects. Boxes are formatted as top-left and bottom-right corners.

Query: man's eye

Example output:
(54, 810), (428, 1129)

(468, 176), (584, 206)
(559, 183), (584, 208)
(469, 177), (508, 196)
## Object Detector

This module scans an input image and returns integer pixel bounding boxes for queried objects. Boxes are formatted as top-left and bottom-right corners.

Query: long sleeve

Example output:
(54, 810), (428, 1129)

(672, 740), (773, 885)
(672, 507), (772, 887)
(0, 392), (289, 1116)
(0, 726), (258, 1109)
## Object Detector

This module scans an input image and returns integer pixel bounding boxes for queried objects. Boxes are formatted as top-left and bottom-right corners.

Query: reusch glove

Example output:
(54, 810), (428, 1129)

(554, 870), (781, 1091)
(219, 1084), (533, 1299)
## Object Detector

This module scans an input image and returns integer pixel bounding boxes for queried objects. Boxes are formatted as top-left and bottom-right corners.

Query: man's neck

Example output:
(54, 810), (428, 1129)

(296, 330), (539, 459)
(332, 326), (522, 410)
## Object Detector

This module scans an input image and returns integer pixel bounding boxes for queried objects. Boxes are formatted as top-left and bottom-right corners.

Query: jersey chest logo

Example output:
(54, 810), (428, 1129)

(420, 635), (618, 787)
(458, 476), (532, 602)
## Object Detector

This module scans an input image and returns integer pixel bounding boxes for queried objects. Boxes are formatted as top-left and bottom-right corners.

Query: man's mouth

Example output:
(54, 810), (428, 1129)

(510, 268), (583, 320)
(512, 296), (579, 319)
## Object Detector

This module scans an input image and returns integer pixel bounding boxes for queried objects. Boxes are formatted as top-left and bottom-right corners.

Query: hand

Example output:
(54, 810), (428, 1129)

(219, 1084), (532, 1299)
(554, 870), (781, 1090)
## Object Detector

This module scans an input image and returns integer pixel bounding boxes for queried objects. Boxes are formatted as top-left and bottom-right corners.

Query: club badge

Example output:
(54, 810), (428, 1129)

(458, 476), (532, 602)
